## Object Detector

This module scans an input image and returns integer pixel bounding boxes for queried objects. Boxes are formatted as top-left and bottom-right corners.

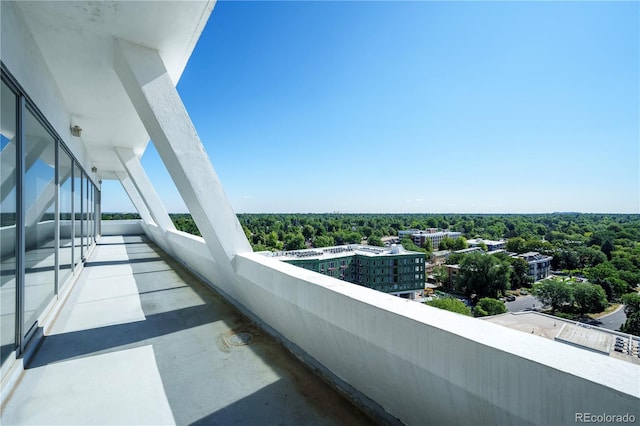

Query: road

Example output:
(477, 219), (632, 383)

(597, 306), (627, 331)
(505, 295), (543, 313)
(505, 295), (627, 332)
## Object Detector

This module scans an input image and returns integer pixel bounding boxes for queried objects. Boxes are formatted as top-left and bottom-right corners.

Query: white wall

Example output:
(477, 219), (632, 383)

(1, 2), (93, 176)
(101, 219), (143, 236)
(141, 226), (640, 426)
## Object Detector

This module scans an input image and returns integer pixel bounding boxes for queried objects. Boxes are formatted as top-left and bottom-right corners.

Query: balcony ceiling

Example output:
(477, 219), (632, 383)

(15, 1), (214, 179)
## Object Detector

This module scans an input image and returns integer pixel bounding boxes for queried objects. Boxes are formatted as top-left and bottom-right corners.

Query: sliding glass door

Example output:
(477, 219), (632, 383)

(0, 79), (18, 367)
(0, 66), (100, 373)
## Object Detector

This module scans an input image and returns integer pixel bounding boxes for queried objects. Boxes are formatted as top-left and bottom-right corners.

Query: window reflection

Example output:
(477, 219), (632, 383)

(74, 164), (82, 267)
(84, 175), (90, 248)
(23, 108), (55, 335)
(59, 148), (73, 288)
(0, 80), (17, 366)
(90, 184), (94, 243)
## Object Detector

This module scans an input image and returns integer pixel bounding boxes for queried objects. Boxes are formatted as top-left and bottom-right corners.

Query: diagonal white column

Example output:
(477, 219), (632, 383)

(115, 147), (175, 232)
(0, 139), (16, 200)
(113, 38), (252, 266)
(24, 169), (72, 229)
(1, 137), (48, 202)
(115, 171), (155, 226)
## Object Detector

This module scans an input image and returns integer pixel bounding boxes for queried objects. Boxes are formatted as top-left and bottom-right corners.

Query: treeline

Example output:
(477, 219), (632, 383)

(102, 212), (140, 220)
(106, 212), (640, 291)
(239, 213), (640, 297)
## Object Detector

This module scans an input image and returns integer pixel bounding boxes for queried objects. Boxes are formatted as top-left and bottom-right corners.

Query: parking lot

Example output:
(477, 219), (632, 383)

(505, 294), (544, 312)
(504, 295), (627, 331)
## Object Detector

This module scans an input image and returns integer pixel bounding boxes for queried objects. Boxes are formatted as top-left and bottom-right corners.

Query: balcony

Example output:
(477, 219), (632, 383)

(5, 221), (638, 425)
(2, 2), (638, 424)
(1, 233), (374, 425)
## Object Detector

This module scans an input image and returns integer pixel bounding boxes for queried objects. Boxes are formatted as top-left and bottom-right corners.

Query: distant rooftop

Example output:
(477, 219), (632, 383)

(518, 252), (553, 261)
(266, 244), (418, 261)
(467, 238), (505, 245)
(453, 247), (483, 254)
(483, 312), (640, 365)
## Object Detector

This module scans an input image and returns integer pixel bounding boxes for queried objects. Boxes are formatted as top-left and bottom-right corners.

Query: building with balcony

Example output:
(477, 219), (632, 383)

(467, 238), (506, 251)
(399, 229), (462, 250)
(1, 2), (638, 425)
(269, 245), (425, 297)
(518, 251), (553, 281)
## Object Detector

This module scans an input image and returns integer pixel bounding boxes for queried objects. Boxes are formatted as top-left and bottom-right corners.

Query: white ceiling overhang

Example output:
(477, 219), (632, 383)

(14, 1), (215, 180)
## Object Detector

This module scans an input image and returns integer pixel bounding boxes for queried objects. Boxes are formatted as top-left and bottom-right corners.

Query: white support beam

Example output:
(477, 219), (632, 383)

(24, 169), (71, 229)
(1, 137), (47, 202)
(116, 171), (155, 226)
(115, 147), (175, 232)
(113, 38), (252, 266)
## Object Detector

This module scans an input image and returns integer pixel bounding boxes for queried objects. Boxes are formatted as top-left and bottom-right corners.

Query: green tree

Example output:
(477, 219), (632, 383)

(265, 231), (283, 250)
(456, 252), (511, 298)
(426, 298), (472, 316)
(360, 226), (373, 238)
(432, 265), (450, 288)
(452, 237), (468, 251)
(572, 282), (607, 315)
(506, 237), (527, 254)
(598, 277), (631, 301)
(439, 237), (454, 250)
(555, 249), (580, 271)
(367, 235), (384, 247)
(345, 231), (362, 244)
(242, 225), (252, 241)
(474, 297), (507, 317)
(532, 278), (573, 314)
(601, 239), (615, 260)
(422, 238), (433, 252)
(620, 293), (640, 336)
(509, 257), (533, 289)
(313, 235), (334, 248)
(252, 243), (269, 252)
(622, 292), (640, 317)
(585, 262), (618, 283)
(302, 224), (315, 241)
(576, 246), (607, 268)
(620, 312), (640, 336)
(284, 232), (305, 250)
(401, 237), (426, 253)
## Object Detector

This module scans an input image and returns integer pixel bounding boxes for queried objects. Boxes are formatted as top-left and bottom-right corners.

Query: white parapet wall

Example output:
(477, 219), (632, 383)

(101, 219), (144, 236)
(142, 226), (640, 426)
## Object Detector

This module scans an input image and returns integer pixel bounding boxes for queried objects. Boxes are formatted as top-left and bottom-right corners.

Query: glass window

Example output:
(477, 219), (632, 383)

(23, 107), (56, 335)
(59, 148), (73, 288)
(95, 188), (100, 236)
(84, 175), (90, 249)
(0, 80), (17, 366)
(73, 164), (82, 267)
(89, 184), (94, 243)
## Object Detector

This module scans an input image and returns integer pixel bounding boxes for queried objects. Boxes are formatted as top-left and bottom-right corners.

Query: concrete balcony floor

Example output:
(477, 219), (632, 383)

(1, 235), (374, 425)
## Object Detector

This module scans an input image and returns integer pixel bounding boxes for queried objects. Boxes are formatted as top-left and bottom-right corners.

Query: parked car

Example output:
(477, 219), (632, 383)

(506, 295), (516, 302)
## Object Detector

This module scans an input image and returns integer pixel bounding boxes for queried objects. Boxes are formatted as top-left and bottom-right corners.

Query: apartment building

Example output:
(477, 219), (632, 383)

(270, 245), (425, 297)
(518, 251), (553, 281)
(399, 229), (462, 249)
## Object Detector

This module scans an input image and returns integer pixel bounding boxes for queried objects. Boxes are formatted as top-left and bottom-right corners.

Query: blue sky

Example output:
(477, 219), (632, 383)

(104, 1), (639, 214)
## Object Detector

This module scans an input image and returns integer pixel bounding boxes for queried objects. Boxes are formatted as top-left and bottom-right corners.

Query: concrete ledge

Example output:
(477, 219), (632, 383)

(101, 220), (144, 236)
(234, 252), (639, 425)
